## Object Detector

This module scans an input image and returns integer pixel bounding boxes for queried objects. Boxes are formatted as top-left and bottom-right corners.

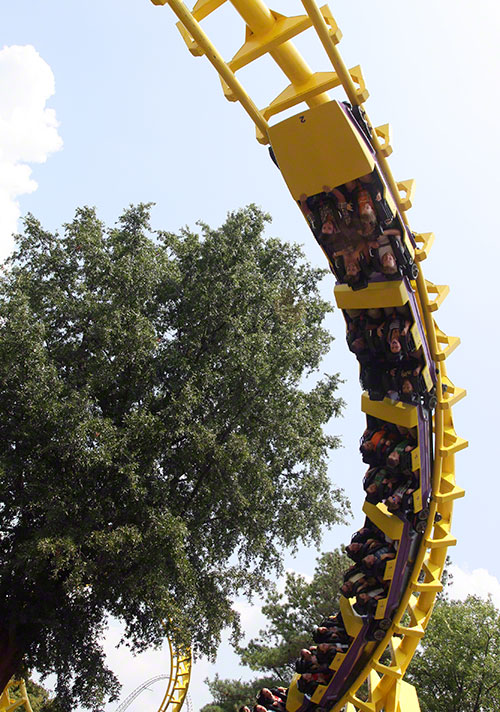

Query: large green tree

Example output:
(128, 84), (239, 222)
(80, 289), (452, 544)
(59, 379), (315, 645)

(406, 595), (500, 712)
(0, 204), (347, 710)
(201, 548), (349, 712)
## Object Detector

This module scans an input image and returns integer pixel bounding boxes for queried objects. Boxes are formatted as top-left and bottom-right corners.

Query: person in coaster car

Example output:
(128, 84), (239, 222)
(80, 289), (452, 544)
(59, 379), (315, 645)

(386, 474), (419, 513)
(343, 176), (382, 238)
(313, 625), (350, 645)
(360, 424), (399, 465)
(396, 357), (424, 404)
(295, 649), (318, 674)
(354, 581), (390, 616)
(377, 312), (412, 357)
(318, 184), (354, 228)
(363, 467), (399, 504)
(297, 670), (333, 695)
(296, 674), (317, 696)
(346, 310), (385, 361)
(386, 438), (416, 471)
(298, 192), (340, 238)
(298, 185), (352, 239)
(256, 688), (287, 712)
(346, 535), (386, 561)
(334, 243), (372, 284)
(369, 229), (404, 276)
(361, 544), (396, 576)
(341, 564), (380, 598)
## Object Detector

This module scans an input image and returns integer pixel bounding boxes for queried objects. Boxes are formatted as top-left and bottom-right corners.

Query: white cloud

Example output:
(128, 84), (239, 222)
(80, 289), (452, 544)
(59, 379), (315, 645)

(0, 44), (62, 260)
(448, 564), (500, 609)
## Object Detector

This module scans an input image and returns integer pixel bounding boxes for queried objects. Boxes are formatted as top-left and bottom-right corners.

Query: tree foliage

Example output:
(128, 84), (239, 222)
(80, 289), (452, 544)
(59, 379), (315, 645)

(201, 548), (349, 712)
(0, 204), (347, 709)
(238, 549), (349, 680)
(407, 595), (500, 712)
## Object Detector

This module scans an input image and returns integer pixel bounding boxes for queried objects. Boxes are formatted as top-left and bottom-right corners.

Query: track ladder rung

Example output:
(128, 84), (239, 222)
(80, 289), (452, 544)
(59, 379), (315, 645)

(426, 520), (457, 549)
(412, 579), (443, 593)
(414, 231), (435, 261)
(439, 426), (468, 456)
(435, 470), (465, 503)
(425, 281), (450, 311)
(434, 323), (460, 361)
(346, 694), (377, 712)
(397, 178), (416, 211)
(373, 659), (403, 678)
(393, 622), (425, 639)
(439, 376), (466, 409)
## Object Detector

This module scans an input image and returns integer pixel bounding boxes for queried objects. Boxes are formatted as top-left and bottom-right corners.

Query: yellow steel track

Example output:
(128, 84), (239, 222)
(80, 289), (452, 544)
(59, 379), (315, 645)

(157, 641), (191, 712)
(0, 681), (33, 712)
(150, 2), (467, 711)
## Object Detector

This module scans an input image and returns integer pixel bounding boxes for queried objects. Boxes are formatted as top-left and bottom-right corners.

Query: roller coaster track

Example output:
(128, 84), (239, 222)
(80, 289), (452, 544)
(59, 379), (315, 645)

(115, 676), (172, 712)
(149, 2), (468, 711)
(0, 681), (33, 712)
(0, 643), (191, 712)
(156, 642), (191, 712)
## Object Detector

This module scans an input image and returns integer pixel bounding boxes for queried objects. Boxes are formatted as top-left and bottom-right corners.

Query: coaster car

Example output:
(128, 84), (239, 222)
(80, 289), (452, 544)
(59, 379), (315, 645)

(268, 100), (418, 286)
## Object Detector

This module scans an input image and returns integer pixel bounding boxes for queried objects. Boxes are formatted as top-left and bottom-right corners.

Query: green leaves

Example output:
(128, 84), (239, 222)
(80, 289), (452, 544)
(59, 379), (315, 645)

(201, 547), (349, 711)
(407, 595), (500, 712)
(0, 204), (347, 709)
(237, 549), (349, 679)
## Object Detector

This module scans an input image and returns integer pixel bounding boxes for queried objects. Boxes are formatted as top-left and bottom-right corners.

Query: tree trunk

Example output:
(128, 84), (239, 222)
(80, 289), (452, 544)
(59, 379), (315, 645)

(0, 624), (22, 696)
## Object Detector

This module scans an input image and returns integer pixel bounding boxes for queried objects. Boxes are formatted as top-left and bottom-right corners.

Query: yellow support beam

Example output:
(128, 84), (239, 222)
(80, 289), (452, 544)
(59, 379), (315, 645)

(228, 6), (340, 71)
(263, 71), (344, 121)
(413, 232), (435, 261)
(157, 644), (192, 712)
(300, 0), (369, 104)
(0, 682), (33, 712)
(374, 123), (393, 157)
(157, 0), (271, 142)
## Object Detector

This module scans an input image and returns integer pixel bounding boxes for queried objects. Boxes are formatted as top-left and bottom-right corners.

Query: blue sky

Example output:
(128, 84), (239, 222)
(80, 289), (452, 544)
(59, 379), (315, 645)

(2, 1), (500, 710)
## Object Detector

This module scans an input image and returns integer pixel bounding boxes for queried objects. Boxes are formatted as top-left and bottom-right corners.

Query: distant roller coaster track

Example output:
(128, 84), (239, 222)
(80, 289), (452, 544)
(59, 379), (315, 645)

(147, 2), (468, 712)
(115, 678), (193, 712)
(2, 3), (467, 712)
